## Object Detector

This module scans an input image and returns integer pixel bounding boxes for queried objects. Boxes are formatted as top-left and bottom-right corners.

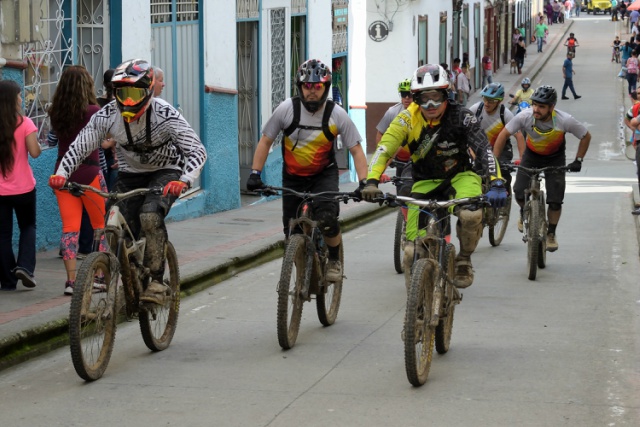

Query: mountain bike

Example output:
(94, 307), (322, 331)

(63, 182), (180, 381)
(382, 193), (487, 387)
(389, 159), (413, 274)
(515, 165), (569, 280)
(481, 163), (515, 247)
(260, 186), (359, 350)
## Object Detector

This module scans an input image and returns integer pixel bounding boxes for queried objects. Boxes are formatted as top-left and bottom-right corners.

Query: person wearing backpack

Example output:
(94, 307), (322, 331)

(246, 59), (368, 282)
(626, 50), (639, 95)
(468, 83), (525, 193)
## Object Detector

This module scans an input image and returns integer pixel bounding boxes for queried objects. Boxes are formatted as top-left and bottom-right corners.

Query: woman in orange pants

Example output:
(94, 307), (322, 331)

(49, 65), (107, 295)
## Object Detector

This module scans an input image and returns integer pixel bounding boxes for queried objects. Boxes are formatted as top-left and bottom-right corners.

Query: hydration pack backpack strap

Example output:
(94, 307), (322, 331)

(283, 97), (335, 142)
(475, 102), (506, 126)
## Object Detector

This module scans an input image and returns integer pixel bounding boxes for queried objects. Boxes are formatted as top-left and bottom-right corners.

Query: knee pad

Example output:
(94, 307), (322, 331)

(316, 210), (340, 238)
(458, 208), (483, 227)
(548, 202), (562, 211)
(139, 212), (163, 234)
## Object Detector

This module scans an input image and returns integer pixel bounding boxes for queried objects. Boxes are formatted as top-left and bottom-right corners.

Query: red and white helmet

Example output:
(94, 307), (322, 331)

(410, 64), (450, 93)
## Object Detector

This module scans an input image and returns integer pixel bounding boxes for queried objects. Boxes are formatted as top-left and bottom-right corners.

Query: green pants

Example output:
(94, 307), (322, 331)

(406, 171), (483, 241)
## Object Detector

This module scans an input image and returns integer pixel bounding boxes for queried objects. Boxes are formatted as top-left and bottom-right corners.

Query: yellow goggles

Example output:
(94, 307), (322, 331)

(115, 87), (148, 106)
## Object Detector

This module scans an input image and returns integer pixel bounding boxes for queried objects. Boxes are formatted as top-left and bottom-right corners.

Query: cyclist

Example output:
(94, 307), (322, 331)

(361, 64), (506, 289)
(492, 85), (591, 252)
(510, 77), (535, 109)
(564, 32), (579, 57)
(245, 59), (368, 282)
(48, 59), (207, 304)
(468, 83), (525, 192)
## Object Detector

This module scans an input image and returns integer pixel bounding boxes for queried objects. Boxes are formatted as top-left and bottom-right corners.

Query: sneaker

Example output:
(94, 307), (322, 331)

(14, 268), (37, 288)
(546, 233), (559, 252)
(453, 257), (474, 289)
(561, 96), (570, 100)
(518, 216), (523, 233)
(140, 280), (170, 305)
(325, 260), (343, 282)
(93, 275), (107, 293)
(574, 95), (582, 100)
(632, 207), (640, 215)
(77, 253), (88, 261)
(64, 281), (75, 295)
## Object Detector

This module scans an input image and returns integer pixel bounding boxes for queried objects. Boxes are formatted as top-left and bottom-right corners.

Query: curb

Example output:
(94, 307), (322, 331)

(0, 204), (393, 373)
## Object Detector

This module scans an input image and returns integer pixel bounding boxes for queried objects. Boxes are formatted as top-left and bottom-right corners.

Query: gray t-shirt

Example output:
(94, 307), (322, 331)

(376, 103), (404, 135)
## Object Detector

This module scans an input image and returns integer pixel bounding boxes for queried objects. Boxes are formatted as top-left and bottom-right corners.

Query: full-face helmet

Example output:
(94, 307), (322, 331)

(521, 77), (531, 90)
(111, 59), (155, 123)
(295, 59), (332, 112)
(410, 64), (450, 108)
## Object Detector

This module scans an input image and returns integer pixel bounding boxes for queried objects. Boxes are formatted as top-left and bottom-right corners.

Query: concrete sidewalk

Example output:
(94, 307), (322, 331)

(0, 19), (575, 372)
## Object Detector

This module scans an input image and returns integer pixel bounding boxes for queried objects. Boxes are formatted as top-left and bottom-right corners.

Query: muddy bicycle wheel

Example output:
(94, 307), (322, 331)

(69, 252), (117, 381)
(139, 241), (180, 351)
(277, 234), (307, 349)
(527, 198), (541, 281)
(317, 242), (343, 326)
(537, 193), (547, 269)
(488, 196), (511, 247)
(393, 210), (406, 274)
(404, 258), (437, 387)
(435, 243), (457, 355)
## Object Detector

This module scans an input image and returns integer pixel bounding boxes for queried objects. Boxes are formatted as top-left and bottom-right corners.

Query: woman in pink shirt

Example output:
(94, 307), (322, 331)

(0, 80), (41, 290)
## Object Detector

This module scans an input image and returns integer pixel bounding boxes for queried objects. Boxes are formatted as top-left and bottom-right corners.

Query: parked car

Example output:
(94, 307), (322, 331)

(587, 0), (612, 14)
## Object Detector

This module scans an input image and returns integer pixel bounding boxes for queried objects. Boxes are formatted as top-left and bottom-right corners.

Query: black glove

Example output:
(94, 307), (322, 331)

(361, 182), (383, 202)
(567, 159), (582, 172)
(246, 172), (265, 191)
(353, 179), (366, 201)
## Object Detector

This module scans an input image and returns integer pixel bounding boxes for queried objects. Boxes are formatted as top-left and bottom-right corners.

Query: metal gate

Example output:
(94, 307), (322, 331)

(150, 0), (201, 137)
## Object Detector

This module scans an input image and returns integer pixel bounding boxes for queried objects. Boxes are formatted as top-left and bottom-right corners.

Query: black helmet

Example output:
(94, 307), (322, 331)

(295, 59), (332, 112)
(530, 85), (557, 105)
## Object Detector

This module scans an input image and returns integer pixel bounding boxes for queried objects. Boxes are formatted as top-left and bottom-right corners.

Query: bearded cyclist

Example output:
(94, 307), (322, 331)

(361, 64), (506, 289)
(245, 59), (368, 282)
(493, 85), (591, 252)
(48, 59), (207, 304)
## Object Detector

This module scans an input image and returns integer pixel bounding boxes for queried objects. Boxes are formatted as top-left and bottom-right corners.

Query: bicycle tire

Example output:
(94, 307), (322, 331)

(277, 234), (307, 349)
(393, 210), (406, 274)
(537, 193), (547, 269)
(527, 198), (541, 281)
(404, 258), (437, 387)
(435, 243), (457, 354)
(139, 241), (180, 351)
(317, 242), (343, 326)
(69, 252), (117, 381)
(488, 196), (512, 247)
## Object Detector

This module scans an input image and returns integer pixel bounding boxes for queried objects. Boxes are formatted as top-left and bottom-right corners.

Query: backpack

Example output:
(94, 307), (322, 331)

(284, 96), (335, 142)
(628, 58), (639, 74)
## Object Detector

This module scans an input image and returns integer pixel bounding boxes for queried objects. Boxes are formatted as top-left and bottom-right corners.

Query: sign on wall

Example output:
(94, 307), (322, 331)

(369, 20), (389, 42)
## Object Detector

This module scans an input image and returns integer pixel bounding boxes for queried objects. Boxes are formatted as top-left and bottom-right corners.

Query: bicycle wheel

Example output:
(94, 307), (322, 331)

(435, 243), (457, 354)
(537, 193), (547, 269)
(139, 241), (180, 351)
(404, 258), (437, 387)
(393, 210), (406, 274)
(317, 242), (343, 326)
(527, 198), (541, 281)
(277, 234), (308, 349)
(488, 195), (511, 247)
(69, 252), (117, 381)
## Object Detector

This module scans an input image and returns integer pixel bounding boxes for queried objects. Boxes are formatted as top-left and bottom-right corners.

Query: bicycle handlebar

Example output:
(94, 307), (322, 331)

(513, 165), (571, 175)
(260, 186), (360, 203)
(63, 182), (163, 200)
(377, 193), (488, 209)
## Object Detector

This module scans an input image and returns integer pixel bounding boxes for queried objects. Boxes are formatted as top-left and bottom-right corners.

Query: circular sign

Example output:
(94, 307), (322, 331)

(369, 21), (389, 42)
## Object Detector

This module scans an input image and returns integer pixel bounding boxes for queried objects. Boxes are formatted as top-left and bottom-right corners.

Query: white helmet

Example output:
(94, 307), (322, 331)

(410, 64), (450, 93)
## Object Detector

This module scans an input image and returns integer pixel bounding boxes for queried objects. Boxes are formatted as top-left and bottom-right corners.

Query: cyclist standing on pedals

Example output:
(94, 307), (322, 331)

(361, 64), (507, 289)
(48, 59), (207, 304)
(245, 59), (368, 282)
(510, 77), (535, 109)
(493, 85), (591, 252)
(468, 83), (526, 193)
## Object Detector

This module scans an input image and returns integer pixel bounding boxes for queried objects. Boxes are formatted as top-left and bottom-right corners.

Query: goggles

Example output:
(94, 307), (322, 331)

(482, 96), (502, 104)
(302, 82), (324, 91)
(115, 87), (148, 106)
(399, 91), (412, 98)
(416, 91), (446, 109)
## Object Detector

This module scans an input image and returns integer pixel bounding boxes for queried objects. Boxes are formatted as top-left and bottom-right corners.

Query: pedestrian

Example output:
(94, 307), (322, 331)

(515, 36), (527, 74)
(546, 1), (554, 24)
(0, 80), (41, 291)
(512, 28), (522, 59)
(630, 7), (639, 33)
(456, 62), (472, 106)
(575, 0), (582, 17)
(623, 89), (640, 214)
(561, 52), (582, 100)
(620, 1), (627, 20)
(48, 65), (107, 296)
(535, 19), (549, 53)
(564, 0), (572, 19)
(626, 50), (639, 95)
(153, 66), (165, 97)
(553, 0), (562, 23)
(97, 68), (118, 192)
(482, 48), (494, 87)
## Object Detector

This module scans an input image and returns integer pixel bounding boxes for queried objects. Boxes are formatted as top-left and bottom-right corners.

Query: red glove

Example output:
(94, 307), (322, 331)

(48, 175), (67, 190)
(514, 159), (521, 166)
(163, 180), (188, 197)
(380, 174), (391, 184)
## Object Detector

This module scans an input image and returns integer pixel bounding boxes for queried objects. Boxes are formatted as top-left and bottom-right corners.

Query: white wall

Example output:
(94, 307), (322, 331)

(203, 0), (236, 89)
(122, 1), (151, 60)
(348, 0), (367, 106)
(307, 0), (333, 70)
